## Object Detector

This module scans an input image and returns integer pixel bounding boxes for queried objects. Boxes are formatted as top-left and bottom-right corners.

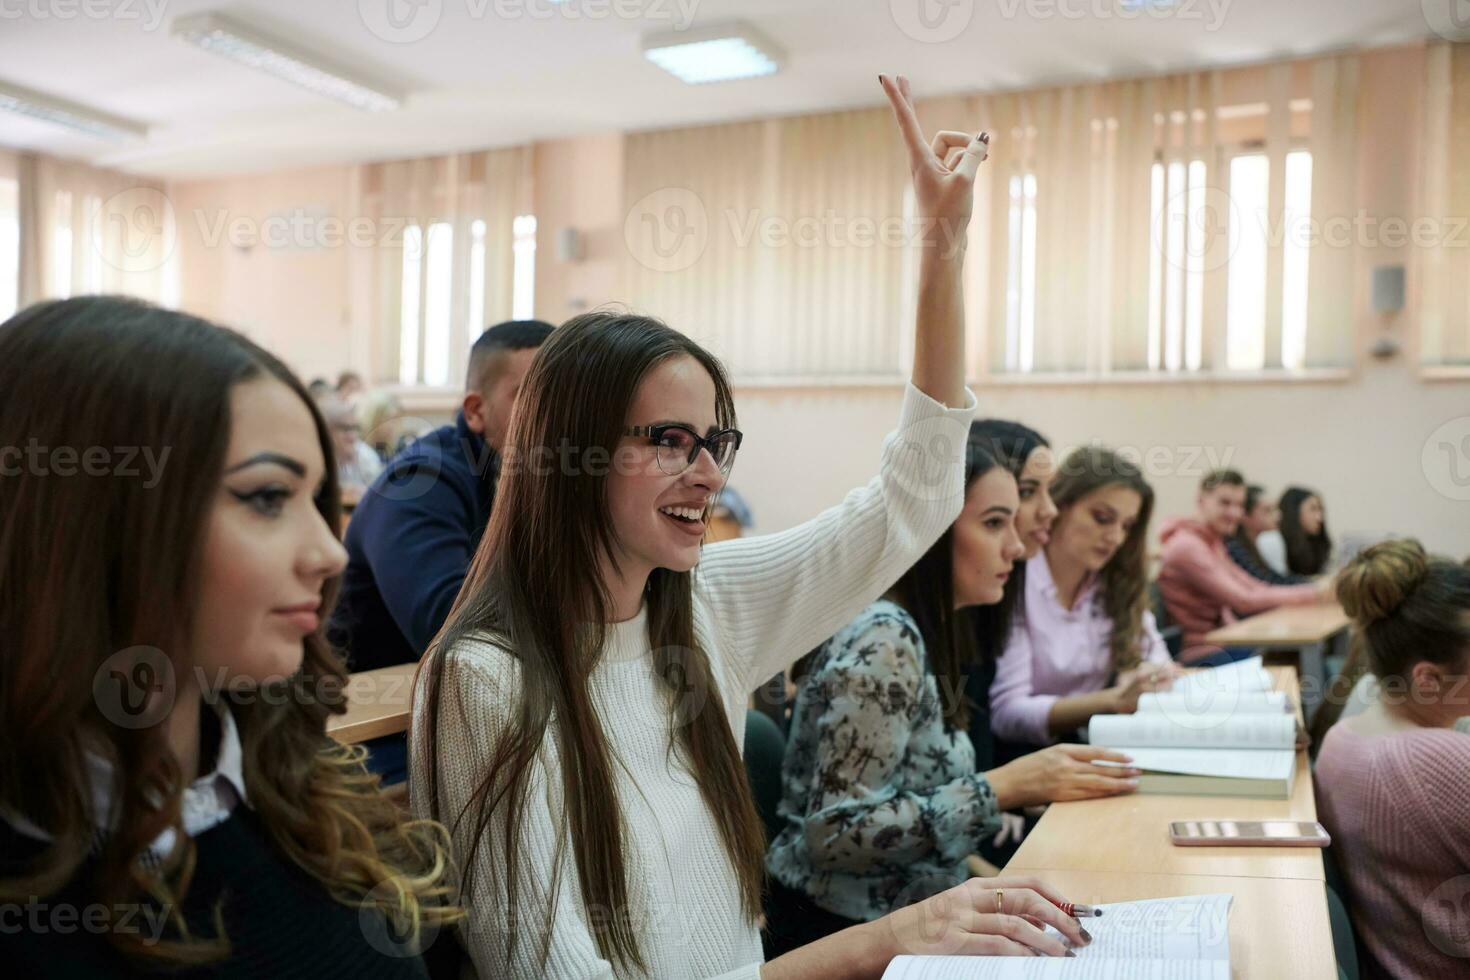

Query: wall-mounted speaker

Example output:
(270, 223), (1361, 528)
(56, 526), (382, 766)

(556, 227), (584, 263)
(1372, 264), (1405, 314)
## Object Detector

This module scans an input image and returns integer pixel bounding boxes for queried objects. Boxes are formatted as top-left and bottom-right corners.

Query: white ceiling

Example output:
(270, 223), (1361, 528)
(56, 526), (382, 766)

(0, 0), (1441, 179)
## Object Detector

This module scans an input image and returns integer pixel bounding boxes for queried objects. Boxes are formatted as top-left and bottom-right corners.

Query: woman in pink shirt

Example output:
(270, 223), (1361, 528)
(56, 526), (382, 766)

(1315, 539), (1470, 980)
(990, 446), (1181, 747)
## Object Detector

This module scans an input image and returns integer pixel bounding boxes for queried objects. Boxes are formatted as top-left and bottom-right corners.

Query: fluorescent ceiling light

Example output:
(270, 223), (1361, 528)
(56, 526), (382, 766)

(171, 12), (403, 112)
(643, 22), (784, 85)
(0, 80), (148, 141)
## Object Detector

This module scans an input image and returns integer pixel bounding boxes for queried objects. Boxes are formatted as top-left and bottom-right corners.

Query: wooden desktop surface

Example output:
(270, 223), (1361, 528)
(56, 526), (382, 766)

(1205, 602), (1349, 648)
(1006, 667), (1325, 881)
(1015, 869), (1337, 980)
(326, 662), (418, 743)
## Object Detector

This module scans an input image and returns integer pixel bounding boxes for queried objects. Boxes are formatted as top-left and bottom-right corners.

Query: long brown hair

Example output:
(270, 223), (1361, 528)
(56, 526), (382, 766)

(1048, 446), (1156, 673)
(0, 296), (458, 966)
(885, 440), (1007, 731)
(418, 311), (765, 971)
(967, 419), (1050, 663)
(1279, 486), (1333, 576)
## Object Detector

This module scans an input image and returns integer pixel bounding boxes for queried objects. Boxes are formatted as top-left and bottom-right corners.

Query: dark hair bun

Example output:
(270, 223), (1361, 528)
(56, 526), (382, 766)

(1337, 539), (1429, 626)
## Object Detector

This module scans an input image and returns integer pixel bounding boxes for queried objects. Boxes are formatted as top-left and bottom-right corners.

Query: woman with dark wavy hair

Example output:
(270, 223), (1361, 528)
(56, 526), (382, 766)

(0, 297), (459, 977)
(766, 437), (1139, 955)
(412, 75), (1090, 979)
(989, 447), (1181, 748)
(963, 419), (1058, 765)
(1276, 486), (1333, 576)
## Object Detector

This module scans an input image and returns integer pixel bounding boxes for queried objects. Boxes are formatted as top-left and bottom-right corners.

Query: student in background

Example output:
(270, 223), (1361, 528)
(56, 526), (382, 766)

(412, 78), (1092, 978)
(1227, 484), (1311, 586)
(0, 297), (457, 978)
(989, 447), (1181, 748)
(1157, 469), (1327, 664)
(1265, 486), (1333, 576)
(767, 442), (1139, 955)
(317, 394), (384, 500)
(962, 420), (1057, 764)
(1315, 539), (1470, 980)
(336, 369), (365, 404)
(331, 318), (554, 675)
(707, 484), (754, 543)
(358, 389), (409, 462)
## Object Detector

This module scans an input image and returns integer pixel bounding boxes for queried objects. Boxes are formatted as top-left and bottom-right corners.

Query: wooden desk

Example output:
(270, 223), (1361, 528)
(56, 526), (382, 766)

(1206, 603), (1349, 719)
(326, 662), (418, 743)
(1007, 668), (1324, 881)
(1017, 869), (1337, 980)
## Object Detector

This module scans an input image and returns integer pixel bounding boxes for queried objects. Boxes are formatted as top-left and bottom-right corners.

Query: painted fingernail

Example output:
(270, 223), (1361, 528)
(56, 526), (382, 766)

(1081, 927), (1093, 943)
(1065, 949), (1078, 957)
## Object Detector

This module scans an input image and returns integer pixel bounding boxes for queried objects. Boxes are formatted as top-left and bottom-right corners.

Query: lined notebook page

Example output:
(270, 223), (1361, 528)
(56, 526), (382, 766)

(882, 894), (1233, 979)
(881, 961), (1230, 979)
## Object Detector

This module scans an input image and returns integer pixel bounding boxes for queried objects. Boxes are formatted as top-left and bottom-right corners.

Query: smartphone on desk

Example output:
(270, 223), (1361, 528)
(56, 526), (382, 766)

(1169, 819), (1330, 847)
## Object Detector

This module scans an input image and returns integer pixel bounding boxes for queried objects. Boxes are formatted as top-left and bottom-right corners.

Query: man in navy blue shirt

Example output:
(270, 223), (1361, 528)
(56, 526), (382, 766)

(331, 320), (554, 674)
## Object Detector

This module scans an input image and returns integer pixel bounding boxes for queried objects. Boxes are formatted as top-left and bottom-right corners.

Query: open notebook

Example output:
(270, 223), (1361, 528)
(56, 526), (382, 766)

(1088, 659), (1297, 798)
(880, 893), (1233, 979)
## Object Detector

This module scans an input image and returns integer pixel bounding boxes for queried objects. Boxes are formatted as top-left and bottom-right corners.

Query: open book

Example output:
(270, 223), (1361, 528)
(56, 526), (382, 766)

(1087, 711), (1297, 798)
(880, 893), (1232, 979)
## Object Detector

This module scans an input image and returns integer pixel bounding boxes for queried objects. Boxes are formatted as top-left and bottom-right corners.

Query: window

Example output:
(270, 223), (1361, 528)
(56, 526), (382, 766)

(467, 219), (486, 344)
(53, 191), (73, 299)
(0, 177), (18, 321)
(1004, 174), (1037, 373)
(1281, 150), (1313, 370)
(512, 213), (536, 321)
(1223, 150), (1313, 371)
(421, 222), (453, 386)
(1226, 154), (1269, 370)
(1147, 159), (1207, 372)
(80, 194), (102, 294)
(398, 224), (422, 386)
(400, 215), (534, 385)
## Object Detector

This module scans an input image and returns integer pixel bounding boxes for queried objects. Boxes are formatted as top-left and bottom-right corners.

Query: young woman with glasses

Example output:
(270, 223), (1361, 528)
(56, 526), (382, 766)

(410, 75), (1091, 979)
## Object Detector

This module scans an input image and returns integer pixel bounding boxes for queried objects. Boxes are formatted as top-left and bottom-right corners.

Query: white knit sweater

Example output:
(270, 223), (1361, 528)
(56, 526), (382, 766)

(410, 383), (977, 980)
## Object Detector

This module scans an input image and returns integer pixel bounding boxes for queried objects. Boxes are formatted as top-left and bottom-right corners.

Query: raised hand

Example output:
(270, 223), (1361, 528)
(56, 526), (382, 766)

(879, 73), (989, 244)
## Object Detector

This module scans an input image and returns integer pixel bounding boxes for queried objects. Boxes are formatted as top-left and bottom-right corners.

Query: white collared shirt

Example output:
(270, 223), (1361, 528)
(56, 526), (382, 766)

(5, 701), (250, 861)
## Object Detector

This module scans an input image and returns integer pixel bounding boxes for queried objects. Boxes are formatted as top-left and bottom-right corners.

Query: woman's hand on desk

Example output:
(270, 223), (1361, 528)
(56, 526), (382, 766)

(763, 875), (1091, 978)
(1110, 662), (1180, 713)
(987, 744), (1141, 809)
(882, 875), (1091, 959)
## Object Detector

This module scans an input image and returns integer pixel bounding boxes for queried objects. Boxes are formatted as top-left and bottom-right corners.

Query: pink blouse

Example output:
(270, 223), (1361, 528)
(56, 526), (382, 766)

(989, 551), (1172, 745)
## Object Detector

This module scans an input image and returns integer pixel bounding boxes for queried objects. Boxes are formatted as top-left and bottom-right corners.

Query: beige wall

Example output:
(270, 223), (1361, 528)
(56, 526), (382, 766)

(173, 164), (356, 382)
(171, 42), (1470, 557)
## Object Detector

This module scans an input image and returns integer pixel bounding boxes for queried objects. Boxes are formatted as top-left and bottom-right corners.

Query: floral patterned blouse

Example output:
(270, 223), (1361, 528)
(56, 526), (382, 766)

(766, 599), (1001, 922)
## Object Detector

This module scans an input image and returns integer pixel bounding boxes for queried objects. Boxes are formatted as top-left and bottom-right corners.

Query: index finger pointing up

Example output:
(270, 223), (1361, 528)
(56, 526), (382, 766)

(880, 73), (936, 174)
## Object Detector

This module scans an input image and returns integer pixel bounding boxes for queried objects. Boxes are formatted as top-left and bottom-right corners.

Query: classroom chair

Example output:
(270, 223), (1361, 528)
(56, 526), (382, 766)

(1147, 579), (1184, 659)
(743, 708), (787, 842)
(1322, 844), (1366, 980)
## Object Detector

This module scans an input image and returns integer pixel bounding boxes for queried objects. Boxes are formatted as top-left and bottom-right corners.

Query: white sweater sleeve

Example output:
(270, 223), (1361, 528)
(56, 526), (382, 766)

(696, 383), (976, 695)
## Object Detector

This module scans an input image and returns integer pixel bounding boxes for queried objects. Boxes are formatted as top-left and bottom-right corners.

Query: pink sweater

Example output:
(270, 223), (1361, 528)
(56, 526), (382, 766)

(1315, 723), (1470, 979)
(1155, 516), (1318, 660)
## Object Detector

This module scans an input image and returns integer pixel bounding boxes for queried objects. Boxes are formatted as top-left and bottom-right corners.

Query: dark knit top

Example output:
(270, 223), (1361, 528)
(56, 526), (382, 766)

(0, 809), (432, 979)
(1225, 535), (1311, 587)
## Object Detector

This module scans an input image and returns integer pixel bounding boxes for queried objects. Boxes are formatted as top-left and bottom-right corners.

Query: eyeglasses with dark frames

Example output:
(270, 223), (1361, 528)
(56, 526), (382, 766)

(623, 423), (743, 476)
